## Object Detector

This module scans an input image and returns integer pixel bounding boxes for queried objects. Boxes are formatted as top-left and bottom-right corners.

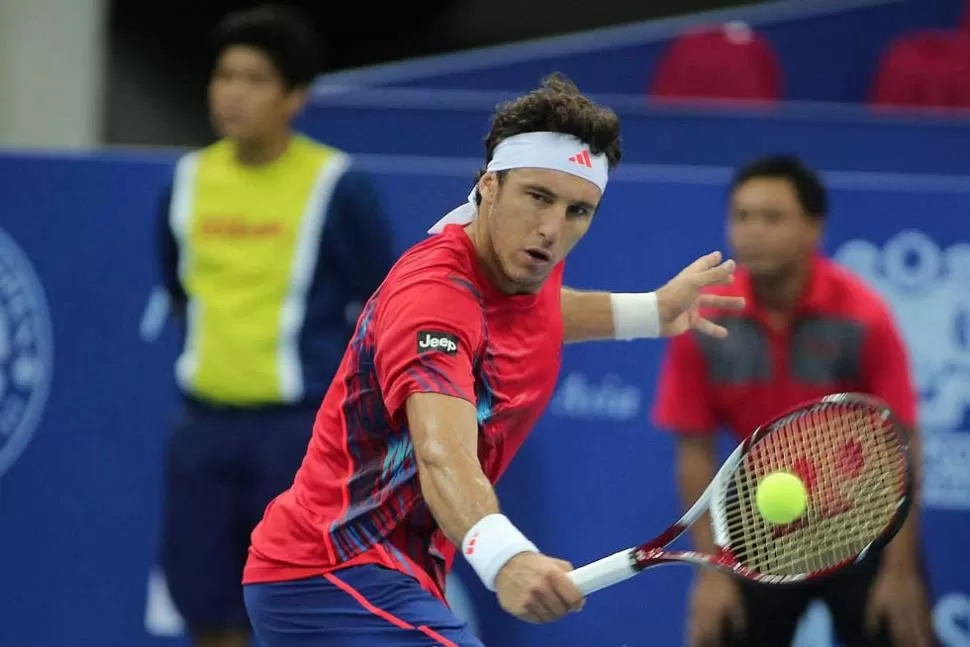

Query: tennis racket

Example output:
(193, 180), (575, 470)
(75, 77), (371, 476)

(566, 392), (913, 595)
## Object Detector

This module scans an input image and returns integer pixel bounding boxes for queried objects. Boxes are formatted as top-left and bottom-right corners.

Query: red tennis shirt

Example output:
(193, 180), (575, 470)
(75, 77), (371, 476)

(243, 224), (565, 600)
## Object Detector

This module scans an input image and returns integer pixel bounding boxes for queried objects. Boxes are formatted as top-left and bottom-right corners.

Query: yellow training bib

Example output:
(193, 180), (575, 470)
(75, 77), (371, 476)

(168, 136), (349, 405)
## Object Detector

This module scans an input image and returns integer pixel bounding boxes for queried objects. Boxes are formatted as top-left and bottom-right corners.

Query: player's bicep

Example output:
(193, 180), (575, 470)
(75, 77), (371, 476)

(406, 392), (480, 469)
(374, 281), (482, 420)
(677, 432), (718, 459)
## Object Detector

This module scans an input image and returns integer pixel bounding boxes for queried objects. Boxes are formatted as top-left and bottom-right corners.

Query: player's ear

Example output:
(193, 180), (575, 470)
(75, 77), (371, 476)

(807, 214), (823, 245)
(478, 172), (498, 203)
(799, 211), (822, 249)
(284, 86), (308, 121)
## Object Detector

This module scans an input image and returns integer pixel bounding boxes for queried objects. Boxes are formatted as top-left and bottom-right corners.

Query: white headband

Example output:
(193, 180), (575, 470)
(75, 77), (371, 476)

(427, 131), (610, 234)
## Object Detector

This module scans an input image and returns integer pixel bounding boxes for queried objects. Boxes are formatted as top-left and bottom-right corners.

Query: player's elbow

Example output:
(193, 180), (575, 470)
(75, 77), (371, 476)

(413, 436), (455, 472)
(405, 392), (478, 467)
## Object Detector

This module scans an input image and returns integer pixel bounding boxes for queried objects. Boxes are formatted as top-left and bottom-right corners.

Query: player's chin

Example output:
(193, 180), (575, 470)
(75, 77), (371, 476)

(213, 118), (252, 141)
(505, 263), (548, 293)
(739, 257), (783, 278)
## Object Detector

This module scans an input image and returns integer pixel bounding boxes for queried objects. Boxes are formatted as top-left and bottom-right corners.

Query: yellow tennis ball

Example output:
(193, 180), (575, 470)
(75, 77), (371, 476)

(756, 471), (808, 524)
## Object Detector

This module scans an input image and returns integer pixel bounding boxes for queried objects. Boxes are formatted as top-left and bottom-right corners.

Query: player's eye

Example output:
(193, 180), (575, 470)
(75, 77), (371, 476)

(527, 191), (551, 204)
(568, 206), (591, 218)
(246, 71), (273, 85)
(763, 210), (784, 224)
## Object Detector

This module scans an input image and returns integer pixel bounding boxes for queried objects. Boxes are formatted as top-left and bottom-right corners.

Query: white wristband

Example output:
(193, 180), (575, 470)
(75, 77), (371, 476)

(610, 292), (661, 340)
(461, 514), (538, 591)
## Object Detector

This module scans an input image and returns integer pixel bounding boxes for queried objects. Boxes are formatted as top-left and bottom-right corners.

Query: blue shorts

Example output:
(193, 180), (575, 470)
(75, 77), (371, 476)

(160, 398), (316, 631)
(244, 566), (486, 647)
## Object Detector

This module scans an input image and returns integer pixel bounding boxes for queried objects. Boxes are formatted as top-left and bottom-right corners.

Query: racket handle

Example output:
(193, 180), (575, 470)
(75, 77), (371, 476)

(566, 549), (638, 596)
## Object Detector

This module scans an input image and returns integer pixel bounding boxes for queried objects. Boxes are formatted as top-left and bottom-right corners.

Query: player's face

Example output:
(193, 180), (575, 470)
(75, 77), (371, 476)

(208, 46), (305, 143)
(728, 177), (821, 279)
(478, 168), (601, 293)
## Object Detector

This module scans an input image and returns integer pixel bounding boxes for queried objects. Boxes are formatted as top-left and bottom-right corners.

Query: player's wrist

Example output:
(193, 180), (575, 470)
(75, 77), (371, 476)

(610, 292), (661, 340)
(880, 537), (920, 574)
(462, 513), (539, 591)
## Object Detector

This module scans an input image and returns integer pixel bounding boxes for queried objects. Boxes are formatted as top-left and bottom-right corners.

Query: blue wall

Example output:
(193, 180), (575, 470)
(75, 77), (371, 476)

(299, 94), (970, 175)
(0, 134), (968, 646)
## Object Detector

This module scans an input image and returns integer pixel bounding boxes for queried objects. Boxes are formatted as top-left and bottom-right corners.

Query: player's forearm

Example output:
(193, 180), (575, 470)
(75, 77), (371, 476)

(560, 287), (659, 343)
(416, 451), (500, 547)
(561, 288), (614, 342)
(676, 436), (719, 553)
(417, 450), (540, 592)
(884, 510), (920, 571)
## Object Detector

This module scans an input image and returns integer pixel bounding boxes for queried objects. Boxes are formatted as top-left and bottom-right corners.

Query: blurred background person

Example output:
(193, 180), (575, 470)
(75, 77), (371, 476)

(652, 155), (936, 647)
(154, 6), (395, 647)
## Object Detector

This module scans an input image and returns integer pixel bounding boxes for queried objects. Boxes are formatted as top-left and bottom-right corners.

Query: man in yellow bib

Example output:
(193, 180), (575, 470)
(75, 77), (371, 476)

(154, 7), (395, 647)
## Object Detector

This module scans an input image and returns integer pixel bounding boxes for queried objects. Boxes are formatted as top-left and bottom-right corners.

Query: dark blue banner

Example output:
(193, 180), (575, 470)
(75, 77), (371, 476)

(0, 145), (967, 647)
(299, 95), (970, 176)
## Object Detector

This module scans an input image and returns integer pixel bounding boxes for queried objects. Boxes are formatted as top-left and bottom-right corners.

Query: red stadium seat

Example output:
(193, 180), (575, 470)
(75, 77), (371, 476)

(869, 30), (970, 111)
(648, 22), (783, 103)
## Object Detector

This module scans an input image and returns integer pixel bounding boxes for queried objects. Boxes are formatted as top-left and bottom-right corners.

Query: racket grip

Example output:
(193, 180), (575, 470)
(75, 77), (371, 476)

(566, 549), (638, 596)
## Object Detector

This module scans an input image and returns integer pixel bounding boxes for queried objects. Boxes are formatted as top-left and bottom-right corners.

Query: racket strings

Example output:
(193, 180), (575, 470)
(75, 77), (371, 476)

(718, 402), (906, 577)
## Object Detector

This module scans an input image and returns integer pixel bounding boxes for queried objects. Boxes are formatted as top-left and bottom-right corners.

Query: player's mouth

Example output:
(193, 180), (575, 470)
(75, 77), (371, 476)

(523, 248), (552, 263)
(214, 108), (246, 126)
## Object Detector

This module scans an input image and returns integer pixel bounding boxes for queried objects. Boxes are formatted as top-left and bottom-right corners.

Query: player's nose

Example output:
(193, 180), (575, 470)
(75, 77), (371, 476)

(534, 207), (566, 244)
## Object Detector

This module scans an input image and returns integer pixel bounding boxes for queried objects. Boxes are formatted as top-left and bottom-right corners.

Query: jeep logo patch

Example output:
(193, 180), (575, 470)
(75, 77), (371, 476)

(417, 330), (459, 355)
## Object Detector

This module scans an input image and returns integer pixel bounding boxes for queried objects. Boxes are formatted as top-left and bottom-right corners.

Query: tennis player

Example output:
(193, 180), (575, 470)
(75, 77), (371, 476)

(241, 74), (744, 646)
(653, 155), (935, 647)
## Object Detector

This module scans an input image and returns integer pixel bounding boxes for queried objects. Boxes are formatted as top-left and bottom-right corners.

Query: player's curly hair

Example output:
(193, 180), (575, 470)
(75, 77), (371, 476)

(475, 73), (622, 200)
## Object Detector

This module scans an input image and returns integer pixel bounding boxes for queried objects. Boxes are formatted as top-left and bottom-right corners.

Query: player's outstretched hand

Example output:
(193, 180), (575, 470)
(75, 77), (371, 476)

(495, 552), (585, 624)
(656, 251), (745, 338)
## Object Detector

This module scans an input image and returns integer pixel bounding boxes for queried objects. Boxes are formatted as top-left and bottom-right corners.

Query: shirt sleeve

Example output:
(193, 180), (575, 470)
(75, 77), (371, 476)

(651, 333), (719, 434)
(322, 167), (397, 305)
(154, 182), (187, 315)
(860, 304), (919, 427)
(374, 275), (483, 420)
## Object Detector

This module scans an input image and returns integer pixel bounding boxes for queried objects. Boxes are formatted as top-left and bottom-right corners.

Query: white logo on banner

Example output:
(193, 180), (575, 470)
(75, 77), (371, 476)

(551, 371), (642, 421)
(836, 231), (970, 510)
(787, 595), (969, 647)
(791, 600), (834, 647)
(144, 568), (184, 636)
(0, 226), (53, 477)
(935, 593), (970, 647)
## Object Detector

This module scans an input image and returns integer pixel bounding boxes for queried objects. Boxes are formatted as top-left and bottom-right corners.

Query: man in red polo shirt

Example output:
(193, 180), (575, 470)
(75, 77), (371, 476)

(653, 155), (936, 647)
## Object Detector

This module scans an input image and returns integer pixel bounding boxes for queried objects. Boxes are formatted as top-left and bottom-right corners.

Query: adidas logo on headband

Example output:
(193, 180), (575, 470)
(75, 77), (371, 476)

(427, 132), (610, 235)
(568, 148), (593, 168)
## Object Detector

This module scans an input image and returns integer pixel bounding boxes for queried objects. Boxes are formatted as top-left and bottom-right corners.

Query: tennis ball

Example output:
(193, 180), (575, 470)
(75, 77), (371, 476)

(756, 471), (808, 525)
